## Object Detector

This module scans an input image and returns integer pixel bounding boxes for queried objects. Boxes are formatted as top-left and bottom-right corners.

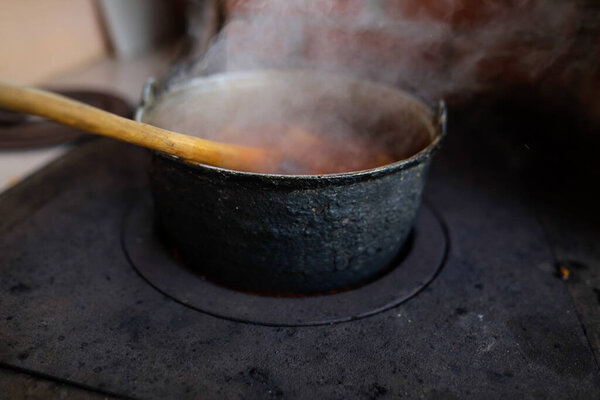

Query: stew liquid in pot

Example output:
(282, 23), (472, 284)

(142, 72), (434, 175)
(212, 123), (395, 174)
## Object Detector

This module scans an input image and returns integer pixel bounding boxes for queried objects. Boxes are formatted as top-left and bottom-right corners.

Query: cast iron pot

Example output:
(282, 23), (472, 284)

(136, 70), (446, 295)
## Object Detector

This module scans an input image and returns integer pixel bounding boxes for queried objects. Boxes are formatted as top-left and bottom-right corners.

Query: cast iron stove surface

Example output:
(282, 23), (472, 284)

(1, 102), (599, 399)
(123, 198), (446, 327)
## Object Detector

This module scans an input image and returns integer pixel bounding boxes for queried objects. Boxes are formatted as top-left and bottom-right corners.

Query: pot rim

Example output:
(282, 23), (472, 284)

(136, 69), (447, 181)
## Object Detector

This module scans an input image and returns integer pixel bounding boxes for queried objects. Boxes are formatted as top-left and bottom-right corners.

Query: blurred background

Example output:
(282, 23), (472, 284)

(1, 0), (599, 109)
(0, 0), (187, 99)
(0, 0), (599, 189)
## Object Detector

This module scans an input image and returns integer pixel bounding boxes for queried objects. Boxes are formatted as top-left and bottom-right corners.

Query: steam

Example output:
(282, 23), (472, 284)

(189, 0), (584, 102)
(149, 0), (597, 173)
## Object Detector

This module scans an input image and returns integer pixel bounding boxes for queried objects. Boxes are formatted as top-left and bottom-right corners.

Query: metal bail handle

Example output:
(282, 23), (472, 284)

(437, 100), (447, 137)
(140, 77), (158, 108)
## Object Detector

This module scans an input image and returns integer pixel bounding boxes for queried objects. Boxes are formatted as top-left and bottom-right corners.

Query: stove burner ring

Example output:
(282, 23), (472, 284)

(122, 199), (448, 327)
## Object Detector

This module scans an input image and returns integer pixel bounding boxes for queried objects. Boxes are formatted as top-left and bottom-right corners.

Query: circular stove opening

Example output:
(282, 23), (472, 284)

(163, 230), (416, 298)
(122, 196), (448, 327)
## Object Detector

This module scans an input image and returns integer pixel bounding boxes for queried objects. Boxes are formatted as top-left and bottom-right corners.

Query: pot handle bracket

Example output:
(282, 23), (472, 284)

(437, 100), (448, 137)
(140, 77), (158, 109)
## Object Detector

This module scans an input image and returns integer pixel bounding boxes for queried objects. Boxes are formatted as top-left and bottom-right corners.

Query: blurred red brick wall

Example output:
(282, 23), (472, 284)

(221, 0), (600, 122)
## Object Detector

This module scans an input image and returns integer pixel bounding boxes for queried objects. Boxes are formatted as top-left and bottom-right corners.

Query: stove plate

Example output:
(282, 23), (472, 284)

(123, 197), (447, 326)
(1, 129), (599, 399)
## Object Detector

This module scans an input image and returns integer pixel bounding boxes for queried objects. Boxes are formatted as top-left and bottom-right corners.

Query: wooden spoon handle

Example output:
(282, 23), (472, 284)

(0, 81), (274, 172)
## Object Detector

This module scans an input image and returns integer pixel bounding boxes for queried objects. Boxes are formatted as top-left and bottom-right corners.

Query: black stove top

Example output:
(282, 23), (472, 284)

(1, 101), (599, 399)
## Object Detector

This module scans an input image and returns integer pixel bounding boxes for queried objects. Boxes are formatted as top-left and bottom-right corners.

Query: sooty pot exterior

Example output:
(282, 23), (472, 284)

(150, 154), (434, 294)
(139, 70), (444, 294)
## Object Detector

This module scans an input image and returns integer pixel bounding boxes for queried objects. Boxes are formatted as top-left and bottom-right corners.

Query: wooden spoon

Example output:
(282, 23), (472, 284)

(0, 81), (276, 173)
